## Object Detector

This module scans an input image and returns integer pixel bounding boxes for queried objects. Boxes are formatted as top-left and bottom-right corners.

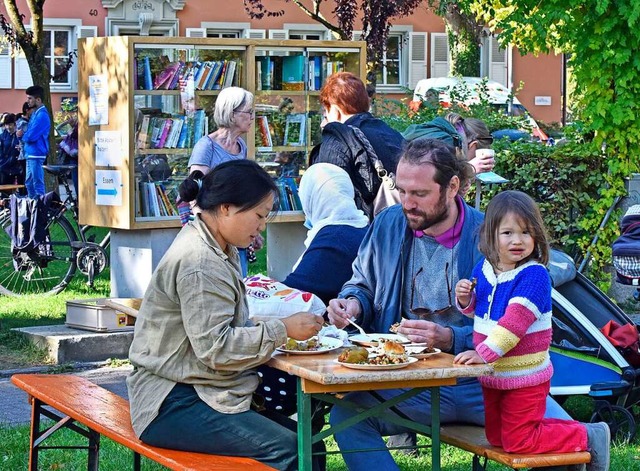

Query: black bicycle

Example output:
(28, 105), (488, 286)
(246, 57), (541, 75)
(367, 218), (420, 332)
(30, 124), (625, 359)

(0, 165), (110, 296)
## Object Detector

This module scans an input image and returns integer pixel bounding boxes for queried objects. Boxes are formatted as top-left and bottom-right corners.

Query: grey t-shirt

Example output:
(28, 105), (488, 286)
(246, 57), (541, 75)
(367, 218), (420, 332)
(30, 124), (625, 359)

(187, 135), (247, 169)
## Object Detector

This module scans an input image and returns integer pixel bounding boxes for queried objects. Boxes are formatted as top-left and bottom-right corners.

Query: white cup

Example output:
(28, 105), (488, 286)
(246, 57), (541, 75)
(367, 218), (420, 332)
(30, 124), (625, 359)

(475, 148), (495, 160)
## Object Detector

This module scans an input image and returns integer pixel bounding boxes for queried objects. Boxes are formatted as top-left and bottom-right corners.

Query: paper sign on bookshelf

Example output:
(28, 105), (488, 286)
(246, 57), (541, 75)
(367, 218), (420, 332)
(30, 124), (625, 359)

(284, 114), (306, 146)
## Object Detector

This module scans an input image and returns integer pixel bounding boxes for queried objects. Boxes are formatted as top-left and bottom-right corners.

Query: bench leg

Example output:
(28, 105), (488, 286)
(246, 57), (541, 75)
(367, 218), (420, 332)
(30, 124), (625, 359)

(28, 398), (42, 471)
(134, 451), (141, 471)
(87, 429), (100, 471)
(472, 454), (488, 471)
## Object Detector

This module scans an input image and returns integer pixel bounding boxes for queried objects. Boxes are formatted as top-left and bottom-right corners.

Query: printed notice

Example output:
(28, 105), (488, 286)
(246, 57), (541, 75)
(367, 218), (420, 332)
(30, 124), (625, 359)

(89, 75), (109, 125)
(95, 130), (122, 167)
(95, 170), (123, 206)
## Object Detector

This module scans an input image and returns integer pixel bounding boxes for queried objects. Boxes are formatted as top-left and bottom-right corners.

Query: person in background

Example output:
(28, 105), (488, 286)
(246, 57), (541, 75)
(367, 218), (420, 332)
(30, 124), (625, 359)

(325, 138), (577, 470)
(184, 86), (259, 276)
(455, 190), (609, 470)
(16, 86), (51, 198)
(274, 151), (302, 178)
(0, 113), (22, 186)
(282, 163), (369, 305)
(127, 159), (325, 471)
(310, 72), (405, 219)
(444, 112), (495, 174)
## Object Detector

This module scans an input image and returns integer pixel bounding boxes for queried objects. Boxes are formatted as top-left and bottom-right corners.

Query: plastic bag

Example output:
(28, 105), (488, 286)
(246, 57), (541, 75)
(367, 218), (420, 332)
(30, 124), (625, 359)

(244, 274), (326, 320)
(600, 320), (640, 367)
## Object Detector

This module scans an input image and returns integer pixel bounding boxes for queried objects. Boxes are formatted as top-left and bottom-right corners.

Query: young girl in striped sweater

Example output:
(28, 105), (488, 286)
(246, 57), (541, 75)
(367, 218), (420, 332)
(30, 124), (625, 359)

(454, 190), (609, 470)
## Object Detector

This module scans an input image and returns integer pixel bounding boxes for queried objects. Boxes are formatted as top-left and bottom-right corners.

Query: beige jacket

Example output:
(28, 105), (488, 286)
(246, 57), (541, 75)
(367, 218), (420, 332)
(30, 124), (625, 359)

(127, 215), (287, 437)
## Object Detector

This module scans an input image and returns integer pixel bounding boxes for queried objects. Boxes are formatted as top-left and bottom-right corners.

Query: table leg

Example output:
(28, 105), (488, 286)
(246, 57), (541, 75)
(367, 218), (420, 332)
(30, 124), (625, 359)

(297, 378), (313, 471)
(431, 386), (441, 471)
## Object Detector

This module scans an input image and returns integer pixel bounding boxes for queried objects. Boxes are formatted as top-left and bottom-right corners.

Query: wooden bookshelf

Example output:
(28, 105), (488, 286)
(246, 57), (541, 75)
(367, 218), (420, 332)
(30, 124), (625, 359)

(77, 37), (366, 230)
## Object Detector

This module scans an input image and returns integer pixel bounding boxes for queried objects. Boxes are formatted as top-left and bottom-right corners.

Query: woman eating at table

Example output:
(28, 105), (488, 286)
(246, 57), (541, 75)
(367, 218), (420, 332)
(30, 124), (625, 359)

(127, 159), (325, 471)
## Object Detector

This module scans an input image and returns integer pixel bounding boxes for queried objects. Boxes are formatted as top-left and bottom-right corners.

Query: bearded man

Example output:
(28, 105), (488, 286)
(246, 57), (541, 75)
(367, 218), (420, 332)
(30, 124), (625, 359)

(326, 138), (574, 471)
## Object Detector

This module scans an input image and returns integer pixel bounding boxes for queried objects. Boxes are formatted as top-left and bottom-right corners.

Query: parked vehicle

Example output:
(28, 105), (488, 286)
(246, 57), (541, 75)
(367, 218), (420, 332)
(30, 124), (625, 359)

(410, 76), (549, 141)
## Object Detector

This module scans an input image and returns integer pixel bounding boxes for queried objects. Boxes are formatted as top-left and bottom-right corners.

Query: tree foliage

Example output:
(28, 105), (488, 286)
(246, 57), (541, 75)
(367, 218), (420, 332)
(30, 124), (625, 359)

(468, 0), (640, 281)
(243, 0), (422, 85)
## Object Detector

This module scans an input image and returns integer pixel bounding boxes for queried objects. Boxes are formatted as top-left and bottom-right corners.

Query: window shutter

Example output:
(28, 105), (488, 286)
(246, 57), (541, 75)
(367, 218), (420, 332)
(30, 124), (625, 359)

(0, 38), (11, 89)
(186, 28), (207, 38)
(15, 48), (33, 90)
(408, 32), (427, 88)
(77, 26), (98, 39)
(430, 33), (449, 78)
(268, 29), (288, 40)
(489, 37), (508, 86)
(244, 29), (266, 39)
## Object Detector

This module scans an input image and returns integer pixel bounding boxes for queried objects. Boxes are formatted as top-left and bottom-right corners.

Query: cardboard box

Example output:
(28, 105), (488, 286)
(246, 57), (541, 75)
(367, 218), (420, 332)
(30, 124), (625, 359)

(66, 298), (136, 332)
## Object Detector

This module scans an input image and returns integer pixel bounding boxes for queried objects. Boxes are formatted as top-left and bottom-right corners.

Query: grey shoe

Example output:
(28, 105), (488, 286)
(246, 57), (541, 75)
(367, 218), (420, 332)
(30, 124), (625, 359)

(585, 422), (610, 471)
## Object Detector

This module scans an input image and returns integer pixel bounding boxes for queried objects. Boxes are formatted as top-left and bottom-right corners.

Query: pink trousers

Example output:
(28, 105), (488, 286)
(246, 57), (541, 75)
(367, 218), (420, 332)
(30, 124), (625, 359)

(483, 381), (587, 454)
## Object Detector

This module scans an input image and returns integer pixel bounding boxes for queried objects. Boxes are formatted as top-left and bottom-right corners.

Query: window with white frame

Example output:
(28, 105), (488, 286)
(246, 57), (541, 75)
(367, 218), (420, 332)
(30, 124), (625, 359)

(376, 33), (402, 86)
(186, 23), (265, 40)
(0, 36), (11, 89)
(44, 28), (72, 85)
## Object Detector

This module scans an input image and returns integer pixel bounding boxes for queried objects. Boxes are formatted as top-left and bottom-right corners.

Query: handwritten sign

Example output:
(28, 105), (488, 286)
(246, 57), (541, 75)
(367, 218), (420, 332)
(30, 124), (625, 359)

(95, 131), (122, 167)
(95, 170), (123, 206)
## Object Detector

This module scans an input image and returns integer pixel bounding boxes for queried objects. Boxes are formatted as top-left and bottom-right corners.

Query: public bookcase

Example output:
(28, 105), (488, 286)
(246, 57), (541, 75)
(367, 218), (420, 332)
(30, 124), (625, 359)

(77, 36), (366, 231)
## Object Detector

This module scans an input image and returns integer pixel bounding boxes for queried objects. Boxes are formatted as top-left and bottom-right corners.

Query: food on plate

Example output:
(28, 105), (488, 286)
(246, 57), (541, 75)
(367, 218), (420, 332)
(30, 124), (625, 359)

(469, 277), (478, 290)
(381, 340), (406, 356)
(389, 322), (401, 334)
(338, 346), (369, 364)
(282, 337), (320, 351)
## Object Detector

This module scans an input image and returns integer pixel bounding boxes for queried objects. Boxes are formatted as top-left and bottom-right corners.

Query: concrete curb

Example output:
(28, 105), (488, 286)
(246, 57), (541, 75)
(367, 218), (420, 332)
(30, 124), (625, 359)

(0, 361), (125, 379)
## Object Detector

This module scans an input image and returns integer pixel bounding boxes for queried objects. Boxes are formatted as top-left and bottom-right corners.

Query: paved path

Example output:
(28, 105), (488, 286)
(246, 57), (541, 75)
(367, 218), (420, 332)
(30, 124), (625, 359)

(0, 365), (132, 426)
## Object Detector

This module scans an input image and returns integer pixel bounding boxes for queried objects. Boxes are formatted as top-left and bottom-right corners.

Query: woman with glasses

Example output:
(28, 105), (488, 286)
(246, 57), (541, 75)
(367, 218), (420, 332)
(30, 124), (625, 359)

(184, 86), (258, 275)
(444, 112), (495, 175)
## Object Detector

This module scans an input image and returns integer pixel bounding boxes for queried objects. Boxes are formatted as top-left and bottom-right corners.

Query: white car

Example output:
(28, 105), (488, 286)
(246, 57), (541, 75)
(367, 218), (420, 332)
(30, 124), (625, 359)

(411, 76), (548, 141)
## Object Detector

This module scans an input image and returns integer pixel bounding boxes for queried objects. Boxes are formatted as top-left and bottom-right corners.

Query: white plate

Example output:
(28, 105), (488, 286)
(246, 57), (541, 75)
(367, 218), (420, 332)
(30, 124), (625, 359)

(350, 333), (411, 347)
(406, 347), (442, 359)
(336, 356), (418, 370)
(276, 336), (343, 355)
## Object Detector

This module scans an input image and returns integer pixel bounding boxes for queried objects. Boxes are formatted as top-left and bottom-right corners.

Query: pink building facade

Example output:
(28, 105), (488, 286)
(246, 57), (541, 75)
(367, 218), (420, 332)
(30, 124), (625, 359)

(0, 0), (563, 124)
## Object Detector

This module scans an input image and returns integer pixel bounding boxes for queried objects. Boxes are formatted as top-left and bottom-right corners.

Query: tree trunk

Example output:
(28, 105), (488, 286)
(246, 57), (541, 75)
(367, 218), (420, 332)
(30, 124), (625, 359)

(444, 5), (484, 77)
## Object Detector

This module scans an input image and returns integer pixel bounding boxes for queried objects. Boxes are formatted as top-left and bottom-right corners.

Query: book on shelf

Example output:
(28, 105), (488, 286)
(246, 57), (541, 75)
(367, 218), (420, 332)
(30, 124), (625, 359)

(256, 115), (273, 150)
(223, 60), (237, 88)
(168, 61), (185, 90)
(275, 180), (291, 211)
(274, 176), (302, 211)
(308, 56), (323, 91)
(282, 55), (305, 91)
(155, 119), (173, 148)
(154, 61), (181, 90)
(166, 117), (185, 148)
(176, 117), (191, 148)
(143, 56), (153, 90)
(203, 61), (222, 90)
(284, 113), (306, 146)
(282, 176), (302, 210)
(257, 57), (274, 90)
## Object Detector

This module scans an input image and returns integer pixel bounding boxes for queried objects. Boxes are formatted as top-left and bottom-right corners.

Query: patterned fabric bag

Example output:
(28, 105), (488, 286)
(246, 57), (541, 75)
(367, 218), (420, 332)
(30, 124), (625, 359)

(612, 205), (640, 285)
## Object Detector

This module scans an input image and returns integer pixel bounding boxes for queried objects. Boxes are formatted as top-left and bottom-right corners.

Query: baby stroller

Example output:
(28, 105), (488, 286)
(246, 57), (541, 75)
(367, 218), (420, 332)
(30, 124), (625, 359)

(548, 249), (640, 442)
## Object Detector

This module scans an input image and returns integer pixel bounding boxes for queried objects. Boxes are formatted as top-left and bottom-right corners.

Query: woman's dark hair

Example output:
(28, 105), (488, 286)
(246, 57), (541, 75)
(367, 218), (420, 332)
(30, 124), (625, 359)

(479, 190), (550, 268)
(179, 160), (278, 212)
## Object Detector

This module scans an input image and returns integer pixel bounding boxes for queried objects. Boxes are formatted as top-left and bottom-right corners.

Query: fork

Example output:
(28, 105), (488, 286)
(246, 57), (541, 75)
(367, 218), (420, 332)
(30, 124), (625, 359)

(346, 317), (368, 337)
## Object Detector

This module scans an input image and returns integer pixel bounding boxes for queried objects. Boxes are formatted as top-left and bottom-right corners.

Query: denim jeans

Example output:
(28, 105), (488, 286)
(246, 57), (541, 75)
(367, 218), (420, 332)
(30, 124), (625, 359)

(25, 157), (45, 198)
(329, 378), (572, 471)
(140, 383), (301, 471)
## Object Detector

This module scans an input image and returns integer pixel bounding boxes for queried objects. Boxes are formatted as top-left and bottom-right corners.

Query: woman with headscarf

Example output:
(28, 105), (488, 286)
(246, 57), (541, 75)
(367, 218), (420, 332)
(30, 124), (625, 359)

(282, 163), (369, 305)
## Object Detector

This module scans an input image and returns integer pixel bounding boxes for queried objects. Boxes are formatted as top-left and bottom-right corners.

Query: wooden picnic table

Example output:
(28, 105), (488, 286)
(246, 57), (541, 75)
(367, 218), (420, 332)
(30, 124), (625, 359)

(268, 349), (493, 471)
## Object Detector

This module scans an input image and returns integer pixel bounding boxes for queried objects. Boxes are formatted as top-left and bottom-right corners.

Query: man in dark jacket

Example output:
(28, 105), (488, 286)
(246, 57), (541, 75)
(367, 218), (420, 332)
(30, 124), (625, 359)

(310, 72), (405, 219)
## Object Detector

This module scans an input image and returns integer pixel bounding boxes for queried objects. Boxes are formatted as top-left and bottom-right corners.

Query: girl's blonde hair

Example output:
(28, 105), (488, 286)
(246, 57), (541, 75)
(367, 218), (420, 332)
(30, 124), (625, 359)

(479, 190), (550, 268)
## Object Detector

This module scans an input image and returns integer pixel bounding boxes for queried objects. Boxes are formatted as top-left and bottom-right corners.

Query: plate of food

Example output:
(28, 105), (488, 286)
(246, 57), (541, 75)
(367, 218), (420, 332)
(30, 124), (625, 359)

(350, 333), (410, 347)
(336, 343), (418, 370)
(276, 336), (343, 355)
(405, 346), (441, 359)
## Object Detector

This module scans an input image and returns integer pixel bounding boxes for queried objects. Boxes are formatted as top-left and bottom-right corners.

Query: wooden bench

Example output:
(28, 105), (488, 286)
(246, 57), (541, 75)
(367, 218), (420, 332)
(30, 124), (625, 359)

(11, 373), (276, 471)
(440, 424), (592, 470)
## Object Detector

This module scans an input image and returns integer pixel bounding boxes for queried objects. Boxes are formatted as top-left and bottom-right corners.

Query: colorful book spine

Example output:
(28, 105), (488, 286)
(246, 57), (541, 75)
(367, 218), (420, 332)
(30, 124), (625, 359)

(143, 56), (153, 90)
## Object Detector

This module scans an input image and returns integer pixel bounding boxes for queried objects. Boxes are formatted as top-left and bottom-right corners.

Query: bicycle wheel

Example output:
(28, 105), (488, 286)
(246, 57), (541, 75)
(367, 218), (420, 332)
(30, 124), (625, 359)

(0, 210), (78, 296)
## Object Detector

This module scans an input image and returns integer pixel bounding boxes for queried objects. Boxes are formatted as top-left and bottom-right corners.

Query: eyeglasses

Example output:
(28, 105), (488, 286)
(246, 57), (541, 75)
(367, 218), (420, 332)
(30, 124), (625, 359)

(235, 109), (255, 117)
(235, 110), (254, 117)
(410, 262), (453, 318)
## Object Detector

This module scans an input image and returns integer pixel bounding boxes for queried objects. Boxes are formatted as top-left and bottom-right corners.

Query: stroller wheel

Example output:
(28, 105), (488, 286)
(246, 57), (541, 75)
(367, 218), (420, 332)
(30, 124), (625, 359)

(590, 403), (636, 443)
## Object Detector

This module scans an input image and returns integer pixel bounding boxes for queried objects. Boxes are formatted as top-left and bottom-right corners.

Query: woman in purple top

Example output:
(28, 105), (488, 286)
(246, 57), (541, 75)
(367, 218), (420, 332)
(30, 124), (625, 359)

(186, 87), (257, 275)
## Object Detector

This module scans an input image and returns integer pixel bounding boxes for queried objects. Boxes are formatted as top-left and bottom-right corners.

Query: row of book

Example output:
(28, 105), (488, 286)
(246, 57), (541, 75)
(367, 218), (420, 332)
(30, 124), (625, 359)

(256, 55), (345, 91)
(138, 181), (178, 218)
(135, 55), (238, 91)
(275, 177), (302, 211)
(137, 109), (207, 150)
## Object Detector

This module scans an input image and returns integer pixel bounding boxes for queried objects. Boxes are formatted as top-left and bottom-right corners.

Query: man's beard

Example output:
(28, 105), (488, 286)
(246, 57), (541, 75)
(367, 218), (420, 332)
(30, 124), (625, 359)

(404, 189), (449, 231)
